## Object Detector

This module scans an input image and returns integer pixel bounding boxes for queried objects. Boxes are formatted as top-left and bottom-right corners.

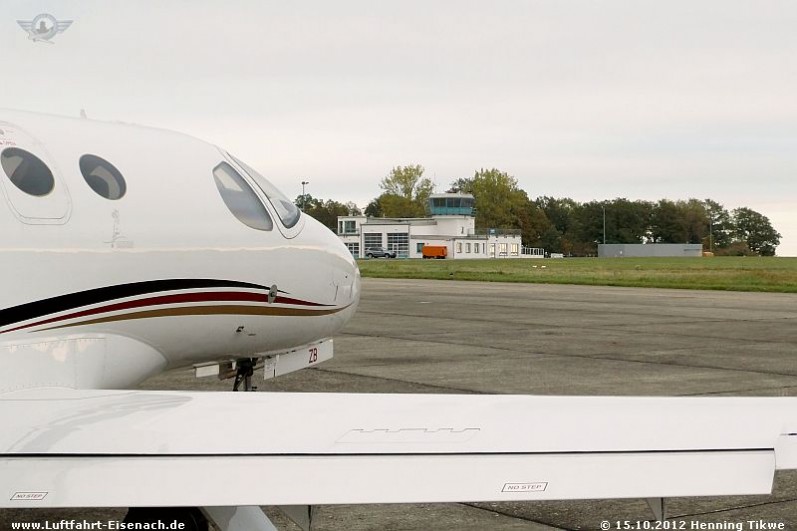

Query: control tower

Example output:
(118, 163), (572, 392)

(428, 193), (475, 217)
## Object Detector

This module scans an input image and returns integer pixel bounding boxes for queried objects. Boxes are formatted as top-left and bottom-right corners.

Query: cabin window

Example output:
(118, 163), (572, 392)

(79, 155), (126, 200)
(213, 162), (273, 231)
(231, 156), (300, 228)
(0, 148), (55, 196)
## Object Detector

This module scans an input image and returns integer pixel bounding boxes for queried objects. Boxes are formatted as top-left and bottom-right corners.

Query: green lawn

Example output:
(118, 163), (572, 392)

(357, 257), (797, 293)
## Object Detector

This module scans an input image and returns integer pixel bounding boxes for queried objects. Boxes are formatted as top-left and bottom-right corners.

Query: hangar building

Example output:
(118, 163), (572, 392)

(598, 243), (704, 257)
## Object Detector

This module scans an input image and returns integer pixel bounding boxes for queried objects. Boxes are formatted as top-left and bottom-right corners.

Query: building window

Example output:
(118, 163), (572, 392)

(364, 233), (383, 249)
(387, 232), (409, 258)
(474, 243), (479, 254)
(457, 242), (462, 253)
(416, 242), (424, 253)
(511, 243), (519, 256)
(346, 243), (360, 258)
(499, 243), (508, 256)
(340, 220), (357, 234)
(489, 243), (495, 257)
(466, 243), (471, 253)
(339, 220), (357, 234)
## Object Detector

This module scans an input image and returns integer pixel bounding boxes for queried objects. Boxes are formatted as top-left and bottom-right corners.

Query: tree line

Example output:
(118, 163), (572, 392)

(297, 165), (782, 256)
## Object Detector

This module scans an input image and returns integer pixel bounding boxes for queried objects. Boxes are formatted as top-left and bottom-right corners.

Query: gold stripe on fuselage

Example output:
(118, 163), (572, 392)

(40, 304), (348, 331)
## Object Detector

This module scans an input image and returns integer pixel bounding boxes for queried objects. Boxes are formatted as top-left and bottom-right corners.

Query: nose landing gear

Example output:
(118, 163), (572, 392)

(232, 357), (259, 392)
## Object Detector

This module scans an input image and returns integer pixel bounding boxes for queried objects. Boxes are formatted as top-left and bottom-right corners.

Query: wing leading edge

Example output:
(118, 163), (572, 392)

(0, 388), (795, 508)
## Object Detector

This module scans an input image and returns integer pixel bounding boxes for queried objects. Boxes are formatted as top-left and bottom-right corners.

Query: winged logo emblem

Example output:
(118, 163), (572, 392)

(17, 13), (73, 44)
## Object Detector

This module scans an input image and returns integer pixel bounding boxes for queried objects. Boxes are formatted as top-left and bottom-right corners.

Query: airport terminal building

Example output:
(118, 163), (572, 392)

(337, 193), (544, 259)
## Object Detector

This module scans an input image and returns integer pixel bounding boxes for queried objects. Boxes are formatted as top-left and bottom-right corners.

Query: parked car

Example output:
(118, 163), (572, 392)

(364, 247), (397, 258)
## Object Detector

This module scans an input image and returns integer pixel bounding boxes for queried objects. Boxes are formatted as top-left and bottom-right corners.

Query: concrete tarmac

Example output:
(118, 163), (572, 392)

(3, 278), (796, 530)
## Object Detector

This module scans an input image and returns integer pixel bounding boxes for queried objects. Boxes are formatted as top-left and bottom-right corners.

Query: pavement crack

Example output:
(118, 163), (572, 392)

(460, 503), (573, 530)
(338, 331), (797, 380)
(680, 385), (797, 397)
(354, 308), (797, 347)
(313, 367), (485, 394)
(669, 496), (797, 520)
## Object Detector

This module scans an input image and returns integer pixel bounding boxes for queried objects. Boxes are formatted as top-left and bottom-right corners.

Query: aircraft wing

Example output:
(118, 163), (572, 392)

(0, 388), (795, 508)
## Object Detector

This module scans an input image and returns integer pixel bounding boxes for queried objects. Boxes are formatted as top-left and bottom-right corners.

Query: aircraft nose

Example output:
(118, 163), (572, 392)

(302, 214), (360, 309)
(331, 232), (360, 308)
(346, 260), (362, 307)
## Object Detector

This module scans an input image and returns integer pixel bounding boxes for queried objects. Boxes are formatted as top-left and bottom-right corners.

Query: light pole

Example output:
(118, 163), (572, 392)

(709, 211), (713, 253)
(602, 204), (606, 245)
(301, 180), (309, 211)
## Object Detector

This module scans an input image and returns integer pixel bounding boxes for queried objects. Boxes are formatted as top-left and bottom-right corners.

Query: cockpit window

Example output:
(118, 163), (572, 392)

(80, 154), (126, 200)
(213, 162), (273, 231)
(1, 148), (55, 197)
(231, 156), (301, 229)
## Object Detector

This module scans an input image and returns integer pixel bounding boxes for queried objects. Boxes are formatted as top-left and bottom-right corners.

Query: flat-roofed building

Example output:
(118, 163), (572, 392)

(598, 243), (703, 257)
(337, 193), (543, 259)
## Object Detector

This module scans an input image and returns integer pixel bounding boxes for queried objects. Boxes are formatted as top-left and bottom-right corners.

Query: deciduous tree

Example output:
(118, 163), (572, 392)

(460, 169), (530, 230)
(294, 195), (360, 232)
(702, 199), (732, 251)
(650, 199), (687, 243)
(731, 207), (781, 256)
(376, 165), (434, 217)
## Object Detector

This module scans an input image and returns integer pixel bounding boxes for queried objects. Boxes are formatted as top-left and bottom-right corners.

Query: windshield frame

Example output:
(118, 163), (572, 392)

(220, 150), (305, 239)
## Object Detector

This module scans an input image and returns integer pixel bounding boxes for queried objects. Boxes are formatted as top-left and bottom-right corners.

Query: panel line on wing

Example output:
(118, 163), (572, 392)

(1, 448), (774, 458)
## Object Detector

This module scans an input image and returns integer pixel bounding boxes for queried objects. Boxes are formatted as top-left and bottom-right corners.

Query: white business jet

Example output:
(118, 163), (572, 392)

(0, 110), (794, 531)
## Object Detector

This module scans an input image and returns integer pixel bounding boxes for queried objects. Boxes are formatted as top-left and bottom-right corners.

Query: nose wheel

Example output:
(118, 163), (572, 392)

(232, 357), (258, 392)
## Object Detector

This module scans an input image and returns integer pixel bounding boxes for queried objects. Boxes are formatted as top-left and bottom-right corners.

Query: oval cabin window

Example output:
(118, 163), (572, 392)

(0, 147), (55, 197)
(80, 154), (127, 200)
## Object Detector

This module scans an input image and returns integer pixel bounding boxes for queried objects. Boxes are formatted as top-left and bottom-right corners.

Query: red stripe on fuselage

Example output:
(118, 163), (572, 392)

(2, 292), (328, 334)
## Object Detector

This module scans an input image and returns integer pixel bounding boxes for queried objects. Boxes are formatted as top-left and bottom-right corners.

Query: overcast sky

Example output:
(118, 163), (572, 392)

(3, 1), (796, 254)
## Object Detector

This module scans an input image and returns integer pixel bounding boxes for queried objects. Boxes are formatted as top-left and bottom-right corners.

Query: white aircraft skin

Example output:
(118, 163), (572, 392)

(0, 110), (795, 531)
(0, 109), (359, 392)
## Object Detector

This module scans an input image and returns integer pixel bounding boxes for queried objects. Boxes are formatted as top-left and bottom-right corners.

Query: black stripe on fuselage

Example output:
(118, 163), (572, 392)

(0, 279), (271, 328)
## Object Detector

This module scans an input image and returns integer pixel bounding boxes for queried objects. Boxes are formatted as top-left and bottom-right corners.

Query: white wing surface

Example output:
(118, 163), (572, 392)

(0, 388), (795, 508)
